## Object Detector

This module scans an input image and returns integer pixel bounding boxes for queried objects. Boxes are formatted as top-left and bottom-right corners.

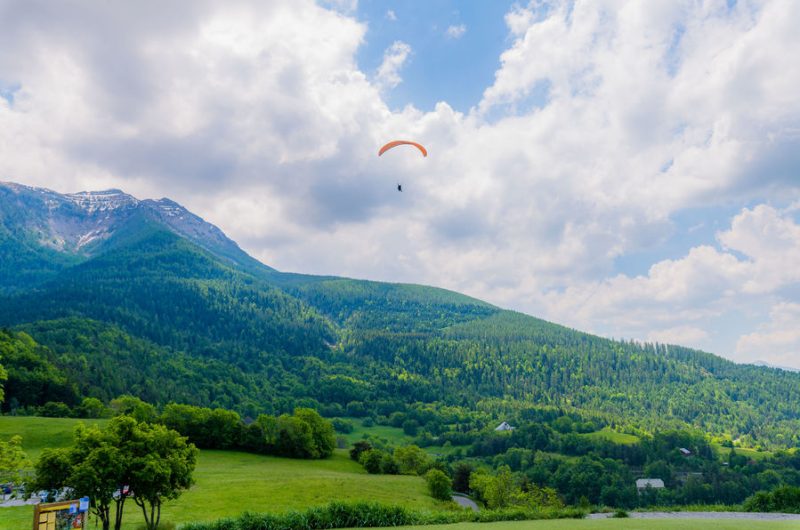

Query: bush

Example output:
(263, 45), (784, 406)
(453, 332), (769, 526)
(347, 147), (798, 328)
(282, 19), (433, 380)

(744, 486), (800, 513)
(179, 501), (586, 530)
(332, 418), (354, 434)
(180, 502), (415, 530)
(359, 450), (385, 474)
(425, 469), (452, 501)
(38, 401), (72, 418)
(350, 441), (372, 461)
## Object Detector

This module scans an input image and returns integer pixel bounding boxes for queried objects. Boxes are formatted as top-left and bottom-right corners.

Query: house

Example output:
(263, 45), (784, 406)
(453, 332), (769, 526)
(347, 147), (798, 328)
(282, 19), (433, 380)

(679, 447), (692, 456)
(636, 478), (665, 492)
(494, 421), (514, 432)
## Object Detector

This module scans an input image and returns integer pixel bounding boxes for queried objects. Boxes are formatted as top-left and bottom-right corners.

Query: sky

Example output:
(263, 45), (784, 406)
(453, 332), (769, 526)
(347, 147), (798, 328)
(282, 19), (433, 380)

(1, 0), (799, 368)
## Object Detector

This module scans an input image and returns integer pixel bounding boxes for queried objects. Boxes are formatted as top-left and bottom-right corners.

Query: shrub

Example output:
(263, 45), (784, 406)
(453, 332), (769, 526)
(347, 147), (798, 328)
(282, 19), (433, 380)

(38, 401), (72, 418)
(744, 485), (800, 513)
(332, 418), (354, 434)
(350, 441), (372, 461)
(178, 501), (586, 530)
(425, 469), (452, 501)
(359, 450), (385, 474)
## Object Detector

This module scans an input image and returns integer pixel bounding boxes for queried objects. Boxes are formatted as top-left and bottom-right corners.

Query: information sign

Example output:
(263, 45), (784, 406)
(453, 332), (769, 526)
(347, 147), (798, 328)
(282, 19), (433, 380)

(33, 499), (87, 530)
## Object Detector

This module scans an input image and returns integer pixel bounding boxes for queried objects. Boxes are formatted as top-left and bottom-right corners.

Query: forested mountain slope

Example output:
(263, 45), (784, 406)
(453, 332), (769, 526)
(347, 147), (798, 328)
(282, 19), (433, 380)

(1, 182), (798, 446)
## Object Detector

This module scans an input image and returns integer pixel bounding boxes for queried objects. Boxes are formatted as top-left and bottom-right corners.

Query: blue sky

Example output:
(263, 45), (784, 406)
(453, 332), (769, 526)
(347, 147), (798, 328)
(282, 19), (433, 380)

(355, 0), (516, 112)
(1, 0), (799, 368)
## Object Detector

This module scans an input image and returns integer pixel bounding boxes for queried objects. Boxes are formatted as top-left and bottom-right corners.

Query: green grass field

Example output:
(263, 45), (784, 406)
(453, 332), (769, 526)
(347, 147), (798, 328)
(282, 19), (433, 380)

(0, 417), (443, 530)
(0, 415), (108, 461)
(711, 443), (774, 462)
(375, 521), (800, 530)
(336, 418), (471, 457)
(338, 417), (416, 446)
(580, 427), (640, 445)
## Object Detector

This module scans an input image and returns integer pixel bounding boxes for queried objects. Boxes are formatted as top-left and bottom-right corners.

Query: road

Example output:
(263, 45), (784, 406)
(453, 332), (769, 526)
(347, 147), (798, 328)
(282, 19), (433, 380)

(451, 493), (479, 511)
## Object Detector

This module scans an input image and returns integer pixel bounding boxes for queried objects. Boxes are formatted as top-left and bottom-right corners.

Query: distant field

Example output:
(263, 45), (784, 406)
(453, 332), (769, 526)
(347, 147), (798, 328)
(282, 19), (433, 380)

(370, 520), (800, 530)
(338, 417), (416, 446)
(0, 416), (108, 461)
(335, 418), (472, 457)
(580, 427), (640, 445)
(711, 443), (774, 461)
(0, 417), (443, 530)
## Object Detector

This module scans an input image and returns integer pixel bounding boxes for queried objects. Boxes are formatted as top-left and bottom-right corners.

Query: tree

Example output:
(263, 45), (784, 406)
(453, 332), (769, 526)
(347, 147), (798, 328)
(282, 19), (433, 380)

(293, 408), (336, 458)
(124, 420), (198, 530)
(451, 462), (473, 493)
(275, 415), (314, 458)
(78, 397), (111, 418)
(470, 466), (515, 509)
(359, 449), (385, 474)
(393, 445), (431, 475)
(0, 435), (30, 498)
(0, 357), (8, 404)
(425, 469), (452, 501)
(110, 395), (158, 423)
(33, 426), (125, 530)
(33, 416), (196, 530)
(350, 441), (372, 461)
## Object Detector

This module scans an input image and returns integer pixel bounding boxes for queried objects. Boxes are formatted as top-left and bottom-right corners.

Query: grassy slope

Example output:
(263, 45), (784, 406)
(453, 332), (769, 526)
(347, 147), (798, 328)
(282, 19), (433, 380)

(0, 416), (108, 461)
(580, 427), (640, 445)
(0, 417), (442, 530)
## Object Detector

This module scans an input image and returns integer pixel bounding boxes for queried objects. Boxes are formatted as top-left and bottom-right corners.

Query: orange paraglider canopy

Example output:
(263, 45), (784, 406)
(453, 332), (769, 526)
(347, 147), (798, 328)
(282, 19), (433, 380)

(378, 140), (427, 157)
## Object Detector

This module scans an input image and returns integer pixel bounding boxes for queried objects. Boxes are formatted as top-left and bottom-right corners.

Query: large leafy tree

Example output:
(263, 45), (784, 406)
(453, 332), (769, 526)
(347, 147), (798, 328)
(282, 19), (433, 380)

(33, 416), (196, 530)
(123, 420), (197, 530)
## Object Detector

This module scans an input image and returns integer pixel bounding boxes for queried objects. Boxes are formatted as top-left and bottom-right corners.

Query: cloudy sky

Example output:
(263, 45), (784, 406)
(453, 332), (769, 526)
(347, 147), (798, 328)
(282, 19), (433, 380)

(1, 0), (799, 368)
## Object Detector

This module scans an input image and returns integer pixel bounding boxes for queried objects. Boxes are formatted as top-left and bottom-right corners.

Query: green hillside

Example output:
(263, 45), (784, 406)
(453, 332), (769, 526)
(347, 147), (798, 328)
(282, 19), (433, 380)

(1, 183), (800, 447)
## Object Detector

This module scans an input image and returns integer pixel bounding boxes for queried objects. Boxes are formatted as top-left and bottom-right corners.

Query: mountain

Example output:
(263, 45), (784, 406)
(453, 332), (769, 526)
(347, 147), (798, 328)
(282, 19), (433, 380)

(0, 181), (268, 292)
(1, 181), (799, 447)
(753, 361), (800, 373)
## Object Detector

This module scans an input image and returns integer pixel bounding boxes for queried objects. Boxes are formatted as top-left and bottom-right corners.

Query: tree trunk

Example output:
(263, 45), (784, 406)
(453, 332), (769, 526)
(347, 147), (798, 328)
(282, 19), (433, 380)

(95, 504), (110, 530)
(113, 497), (127, 530)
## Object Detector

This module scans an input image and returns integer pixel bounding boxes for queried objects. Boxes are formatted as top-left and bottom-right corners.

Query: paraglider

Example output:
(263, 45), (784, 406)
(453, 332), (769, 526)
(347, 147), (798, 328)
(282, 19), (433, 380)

(379, 140), (426, 192)
(378, 140), (427, 157)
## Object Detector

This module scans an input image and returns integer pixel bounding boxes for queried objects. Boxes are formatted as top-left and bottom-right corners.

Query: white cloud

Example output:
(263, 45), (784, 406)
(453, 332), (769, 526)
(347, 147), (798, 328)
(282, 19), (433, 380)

(446, 24), (466, 39)
(737, 303), (800, 369)
(647, 326), (710, 347)
(375, 41), (412, 91)
(0, 0), (799, 367)
(386, 9), (397, 21)
(540, 205), (800, 363)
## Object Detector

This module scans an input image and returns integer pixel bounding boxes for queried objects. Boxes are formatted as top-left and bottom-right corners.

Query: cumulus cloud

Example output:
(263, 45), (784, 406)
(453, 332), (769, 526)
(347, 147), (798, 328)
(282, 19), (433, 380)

(541, 205), (800, 362)
(446, 24), (467, 39)
(737, 303), (800, 369)
(375, 41), (412, 91)
(0, 0), (799, 366)
(385, 9), (397, 21)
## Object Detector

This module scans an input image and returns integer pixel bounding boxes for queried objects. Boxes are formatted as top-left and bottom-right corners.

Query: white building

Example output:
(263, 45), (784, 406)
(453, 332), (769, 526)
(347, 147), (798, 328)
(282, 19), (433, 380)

(636, 478), (665, 492)
(494, 421), (514, 432)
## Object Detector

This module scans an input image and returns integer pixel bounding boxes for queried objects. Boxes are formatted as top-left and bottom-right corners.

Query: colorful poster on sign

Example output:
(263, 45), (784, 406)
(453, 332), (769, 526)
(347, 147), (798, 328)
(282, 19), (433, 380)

(34, 500), (87, 530)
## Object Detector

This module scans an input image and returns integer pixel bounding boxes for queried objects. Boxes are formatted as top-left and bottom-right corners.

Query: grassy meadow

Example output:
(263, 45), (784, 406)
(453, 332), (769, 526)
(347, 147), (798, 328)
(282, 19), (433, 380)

(1, 417), (795, 530)
(0, 417), (443, 530)
(580, 427), (640, 445)
(337, 417), (470, 457)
